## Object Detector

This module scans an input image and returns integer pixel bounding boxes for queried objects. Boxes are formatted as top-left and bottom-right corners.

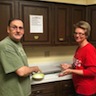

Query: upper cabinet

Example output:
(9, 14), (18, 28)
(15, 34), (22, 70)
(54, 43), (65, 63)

(54, 4), (86, 45)
(0, 0), (96, 46)
(0, 1), (15, 40)
(19, 1), (53, 45)
(86, 5), (96, 46)
(19, 1), (86, 46)
(54, 4), (70, 45)
(70, 5), (86, 45)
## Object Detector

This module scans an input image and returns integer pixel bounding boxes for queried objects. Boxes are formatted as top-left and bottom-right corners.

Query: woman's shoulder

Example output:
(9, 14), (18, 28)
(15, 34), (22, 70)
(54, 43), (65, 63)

(85, 43), (96, 52)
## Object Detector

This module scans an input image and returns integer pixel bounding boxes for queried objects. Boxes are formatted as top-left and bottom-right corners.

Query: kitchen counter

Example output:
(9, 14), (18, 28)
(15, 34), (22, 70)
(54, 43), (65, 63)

(30, 72), (72, 85)
(29, 61), (72, 85)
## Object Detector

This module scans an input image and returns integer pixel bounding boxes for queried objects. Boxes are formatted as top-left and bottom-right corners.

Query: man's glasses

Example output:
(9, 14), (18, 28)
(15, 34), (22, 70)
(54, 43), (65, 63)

(73, 32), (85, 36)
(10, 25), (24, 31)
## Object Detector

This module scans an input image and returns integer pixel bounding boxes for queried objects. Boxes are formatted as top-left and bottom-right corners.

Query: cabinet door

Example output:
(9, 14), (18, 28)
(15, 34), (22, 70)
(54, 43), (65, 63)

(31, 82), (56, 96)
(30, 79), (75, 96)
(54, 4), (70, 45)
(70, 5), (86, 45)
(54, 4), (86, 46)
(87, 5), (96, 46)
(19, 1), (53, 45)
(62, 80), (76, 96)
(55, 81), (63, 96)
(0, 1), (14, 40)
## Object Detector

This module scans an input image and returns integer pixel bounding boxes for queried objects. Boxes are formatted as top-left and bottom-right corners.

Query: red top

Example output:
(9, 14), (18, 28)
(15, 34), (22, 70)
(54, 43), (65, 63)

(73, 43), (96, 95)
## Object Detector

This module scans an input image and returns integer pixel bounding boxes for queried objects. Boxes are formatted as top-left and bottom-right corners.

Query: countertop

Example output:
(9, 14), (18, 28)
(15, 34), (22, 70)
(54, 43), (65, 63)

(30, 72), (72, 85)
(29, 61), (72, 85)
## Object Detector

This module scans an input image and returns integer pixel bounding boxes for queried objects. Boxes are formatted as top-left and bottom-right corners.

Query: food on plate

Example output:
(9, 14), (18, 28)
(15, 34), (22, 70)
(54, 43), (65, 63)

(32, 72), (45, 80)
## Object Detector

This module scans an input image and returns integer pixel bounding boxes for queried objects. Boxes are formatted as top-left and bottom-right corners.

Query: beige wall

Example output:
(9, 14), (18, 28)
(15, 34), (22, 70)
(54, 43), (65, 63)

(25, 46), (77, 65)
(40, 0), (96, 5)
(87, 0), (96, 5)
(40, 0), (86, 5)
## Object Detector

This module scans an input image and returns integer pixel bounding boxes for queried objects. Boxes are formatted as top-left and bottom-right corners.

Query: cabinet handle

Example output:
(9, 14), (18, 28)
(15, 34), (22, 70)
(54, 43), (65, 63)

(59, 38), (64, 41)
(64, 84), (68, 87)
(34, 36), (39, 40)
(32, 90), (42, 95)
(36, 90), (40, 94)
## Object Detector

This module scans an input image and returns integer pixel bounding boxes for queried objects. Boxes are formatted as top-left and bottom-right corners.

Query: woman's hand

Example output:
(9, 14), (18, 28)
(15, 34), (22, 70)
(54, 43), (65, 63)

(58, 68), (83, 77)
(61, 63), (72, 70)
(59, 69), (73, 77)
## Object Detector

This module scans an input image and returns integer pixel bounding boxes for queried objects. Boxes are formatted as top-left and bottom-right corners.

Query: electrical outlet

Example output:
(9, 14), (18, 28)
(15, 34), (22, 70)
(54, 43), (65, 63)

(45, 51), (50, 57)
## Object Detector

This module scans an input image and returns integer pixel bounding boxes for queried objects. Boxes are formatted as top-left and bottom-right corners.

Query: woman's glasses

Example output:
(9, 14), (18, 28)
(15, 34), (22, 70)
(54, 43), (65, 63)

(73, 32), (85, 36)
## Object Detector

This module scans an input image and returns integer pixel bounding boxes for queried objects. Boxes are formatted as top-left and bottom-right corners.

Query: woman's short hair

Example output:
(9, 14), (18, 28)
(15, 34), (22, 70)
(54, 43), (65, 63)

(74, 21), (91, 37)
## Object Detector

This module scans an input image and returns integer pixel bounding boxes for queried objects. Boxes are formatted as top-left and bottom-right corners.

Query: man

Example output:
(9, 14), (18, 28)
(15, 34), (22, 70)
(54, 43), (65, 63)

(0, 18), (40, 96)
(59, 21), (96, 96)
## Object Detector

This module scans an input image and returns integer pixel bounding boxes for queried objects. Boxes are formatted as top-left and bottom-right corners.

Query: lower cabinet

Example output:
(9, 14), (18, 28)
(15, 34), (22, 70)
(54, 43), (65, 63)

(30, 82), (56, 96)
(62, 80), (76, 96)
(30, 79), (76, 96)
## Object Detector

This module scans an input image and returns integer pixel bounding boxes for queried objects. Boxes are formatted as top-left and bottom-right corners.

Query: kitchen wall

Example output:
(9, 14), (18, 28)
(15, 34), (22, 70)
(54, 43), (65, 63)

(24, 46), (77, 65)
(87, 0), (96, 5)
(40, 0), (86, 5)
(40, 0), (96, 5)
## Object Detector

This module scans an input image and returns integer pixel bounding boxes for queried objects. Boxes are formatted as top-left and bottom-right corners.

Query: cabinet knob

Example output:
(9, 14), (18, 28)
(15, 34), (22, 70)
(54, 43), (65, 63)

(32, 90), (42, 95)
(36, 90), (40, 94)
(34, 36), (39, 40)
(59, 38), (64, 41)
(64, 84), (68, 87)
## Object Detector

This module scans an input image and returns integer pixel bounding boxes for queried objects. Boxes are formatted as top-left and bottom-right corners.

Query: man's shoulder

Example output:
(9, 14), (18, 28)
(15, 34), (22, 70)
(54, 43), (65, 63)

(0, 37), (13, 50)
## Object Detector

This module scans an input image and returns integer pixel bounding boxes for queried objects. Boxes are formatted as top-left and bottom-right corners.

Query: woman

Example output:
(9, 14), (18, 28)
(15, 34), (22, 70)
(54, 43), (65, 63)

(59, 21), (96, 96)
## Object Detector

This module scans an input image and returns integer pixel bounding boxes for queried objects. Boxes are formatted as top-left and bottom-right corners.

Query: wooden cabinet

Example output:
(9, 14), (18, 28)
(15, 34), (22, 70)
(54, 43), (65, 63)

(19, 1), (53, 45)
(30, 79), (76, 96)
(0, 0), (86, 46)
(54, 4), (70, 45)
(62, 80), (75, 96)
(19, 1), (86, 46)
(30, 82), (56, 96)
(0, 1), (15, 41)
(86, 5), (96, 46)
(56, 80), (75, 96)
(70, 5), (86, 45)
(1, 0), (95, 46)
(54, 4), (86, 46)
